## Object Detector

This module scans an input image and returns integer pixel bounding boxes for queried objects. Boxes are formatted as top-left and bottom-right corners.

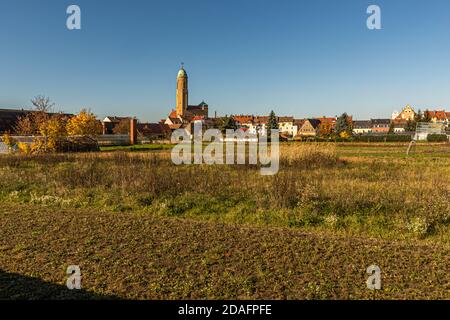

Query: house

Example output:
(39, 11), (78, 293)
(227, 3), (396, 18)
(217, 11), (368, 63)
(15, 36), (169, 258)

(137, 123), (171, 140)
(102, 116), (131, 134)
(297, 119), (321, 136)
(352, 120), (372, 134)
(277, 116), (295, 136)
(392, 123), (406, 133)
(371, 119), (391, 133)
(233, 115), (298, 137)
(314, 117), (337, 127)
(395, 105), (416, 121)
(425, 110), (449, 125)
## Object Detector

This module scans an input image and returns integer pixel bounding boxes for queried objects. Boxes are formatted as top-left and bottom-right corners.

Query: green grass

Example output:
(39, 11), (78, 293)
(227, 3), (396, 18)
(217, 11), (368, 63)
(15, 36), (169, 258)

(100, 143), (173, 152)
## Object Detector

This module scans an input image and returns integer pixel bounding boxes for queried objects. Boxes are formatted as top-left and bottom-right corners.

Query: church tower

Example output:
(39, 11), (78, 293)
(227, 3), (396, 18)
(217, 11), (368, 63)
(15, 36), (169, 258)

(176, 64), (188, 117)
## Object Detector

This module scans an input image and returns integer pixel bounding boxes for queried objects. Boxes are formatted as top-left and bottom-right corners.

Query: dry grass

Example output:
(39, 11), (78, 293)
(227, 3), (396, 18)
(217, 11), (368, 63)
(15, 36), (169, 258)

(0, 142), (449, 300)
(0, 143), (448, 241)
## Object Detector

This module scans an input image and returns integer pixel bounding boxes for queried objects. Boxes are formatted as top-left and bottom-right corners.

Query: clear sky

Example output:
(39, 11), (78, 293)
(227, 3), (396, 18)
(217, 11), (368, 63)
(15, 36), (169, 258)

(1, 0), (450, 122)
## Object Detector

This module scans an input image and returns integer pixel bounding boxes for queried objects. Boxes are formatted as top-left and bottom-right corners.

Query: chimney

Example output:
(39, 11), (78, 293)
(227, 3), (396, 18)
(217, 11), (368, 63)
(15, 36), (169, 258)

(130, 118), (137, 145)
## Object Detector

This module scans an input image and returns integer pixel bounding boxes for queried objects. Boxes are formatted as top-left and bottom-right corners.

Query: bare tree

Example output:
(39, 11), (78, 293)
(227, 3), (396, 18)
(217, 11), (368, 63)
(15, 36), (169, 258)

(14, 96), (55, 135)
(31, 95), (55, 113)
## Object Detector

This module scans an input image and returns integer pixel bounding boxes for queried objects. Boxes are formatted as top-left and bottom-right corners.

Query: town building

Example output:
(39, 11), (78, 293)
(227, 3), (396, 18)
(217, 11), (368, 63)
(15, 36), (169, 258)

(297, 119), (321, 136)
(395, 105), (416, 121)
(233, 115), (300, 137)
(425, 110), (450, 126)
(102, 116), (131, 134)
(370, 119), (391, 133)
(352, 120), (372, 134)
(163, 65), (210, 134)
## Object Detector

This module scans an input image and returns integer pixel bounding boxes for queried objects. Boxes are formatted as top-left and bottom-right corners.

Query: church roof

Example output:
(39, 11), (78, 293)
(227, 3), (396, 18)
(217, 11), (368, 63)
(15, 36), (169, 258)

(177, 67), (187, 78)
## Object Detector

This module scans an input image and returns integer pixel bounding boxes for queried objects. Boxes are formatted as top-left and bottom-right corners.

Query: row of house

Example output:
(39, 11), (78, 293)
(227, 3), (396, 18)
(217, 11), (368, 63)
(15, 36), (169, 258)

(231, 106), (449, 138)
(2, 105), (449, 140)
(354, 106), (450, 134)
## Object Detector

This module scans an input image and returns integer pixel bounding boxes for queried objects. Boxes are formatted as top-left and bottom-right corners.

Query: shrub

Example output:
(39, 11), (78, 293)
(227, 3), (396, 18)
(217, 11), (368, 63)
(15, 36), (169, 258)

(1, 133), (16, 150)
(17, 142), (31, 154)
(353, 134), (412, 142)
(427, 134), (448, 142)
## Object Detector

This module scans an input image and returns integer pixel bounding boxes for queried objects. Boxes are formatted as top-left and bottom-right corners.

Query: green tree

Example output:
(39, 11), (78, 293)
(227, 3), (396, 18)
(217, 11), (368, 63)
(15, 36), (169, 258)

(423, 109), (432, 122)
(220, 115), (237, 133)
(388, 122), (395, 134)
(268, 110), (278, 130)
(267, 110), (278, 138)
(335, 113), (352, 136)
(415, 109), (423, 123)
(405, 119), (417, 132)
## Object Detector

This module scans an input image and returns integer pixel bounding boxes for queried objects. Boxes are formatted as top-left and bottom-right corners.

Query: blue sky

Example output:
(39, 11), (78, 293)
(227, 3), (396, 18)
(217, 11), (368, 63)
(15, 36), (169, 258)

(1, 0), (450, 122)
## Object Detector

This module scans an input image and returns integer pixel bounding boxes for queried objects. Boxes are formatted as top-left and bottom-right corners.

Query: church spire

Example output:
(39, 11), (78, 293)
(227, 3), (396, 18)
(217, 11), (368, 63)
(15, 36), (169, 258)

(176, 64), (188, 116)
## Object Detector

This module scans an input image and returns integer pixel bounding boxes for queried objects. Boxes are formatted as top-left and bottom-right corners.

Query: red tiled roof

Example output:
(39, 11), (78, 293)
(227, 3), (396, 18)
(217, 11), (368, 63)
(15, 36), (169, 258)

(426, 110), (448, 121)
(168, 110), (178, 118)
(233, 115), (254, 124)
(277, 116), (294, 122)
(314, 117), (336, 124)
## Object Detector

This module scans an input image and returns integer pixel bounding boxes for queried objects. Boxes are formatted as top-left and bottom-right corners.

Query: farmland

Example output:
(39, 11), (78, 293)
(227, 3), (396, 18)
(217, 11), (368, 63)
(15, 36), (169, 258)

(0, 142), (449, 299)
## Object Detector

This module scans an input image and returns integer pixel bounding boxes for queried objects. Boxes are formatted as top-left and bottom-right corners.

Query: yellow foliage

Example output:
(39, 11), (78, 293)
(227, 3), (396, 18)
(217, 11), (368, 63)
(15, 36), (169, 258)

(66, 110), (101, 136)
(17, 142), (31, 154)
(38, 116), (67, 152)
(339, 131), (351, 139)
(2, 133), (16, 148)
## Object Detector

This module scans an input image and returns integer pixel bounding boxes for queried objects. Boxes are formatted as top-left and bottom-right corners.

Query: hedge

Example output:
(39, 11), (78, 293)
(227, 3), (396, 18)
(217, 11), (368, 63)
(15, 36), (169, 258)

(427, 134), (448, 142)
(352, 135), (412, 142)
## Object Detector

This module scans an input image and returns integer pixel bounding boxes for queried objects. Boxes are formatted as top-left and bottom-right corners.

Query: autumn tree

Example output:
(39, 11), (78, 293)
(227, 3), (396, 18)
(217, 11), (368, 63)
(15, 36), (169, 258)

(14, 115), (35, 135)
(319, 122), (334, 137)
(67, 109), (102, 136)
(34, 114), (68, 152)
(1, 133), (16, 153)
(113, 119), (131, 134)
(14, 96), (54, 135)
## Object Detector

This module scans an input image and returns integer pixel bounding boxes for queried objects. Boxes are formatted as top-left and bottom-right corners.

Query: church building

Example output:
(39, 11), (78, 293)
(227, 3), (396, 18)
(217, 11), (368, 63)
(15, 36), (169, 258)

(165, 65), (209, 129)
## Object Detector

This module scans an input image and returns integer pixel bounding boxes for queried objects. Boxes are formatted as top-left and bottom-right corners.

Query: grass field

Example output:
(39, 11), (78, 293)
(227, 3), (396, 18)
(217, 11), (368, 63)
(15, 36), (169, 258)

(0, 142), (449, 299)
